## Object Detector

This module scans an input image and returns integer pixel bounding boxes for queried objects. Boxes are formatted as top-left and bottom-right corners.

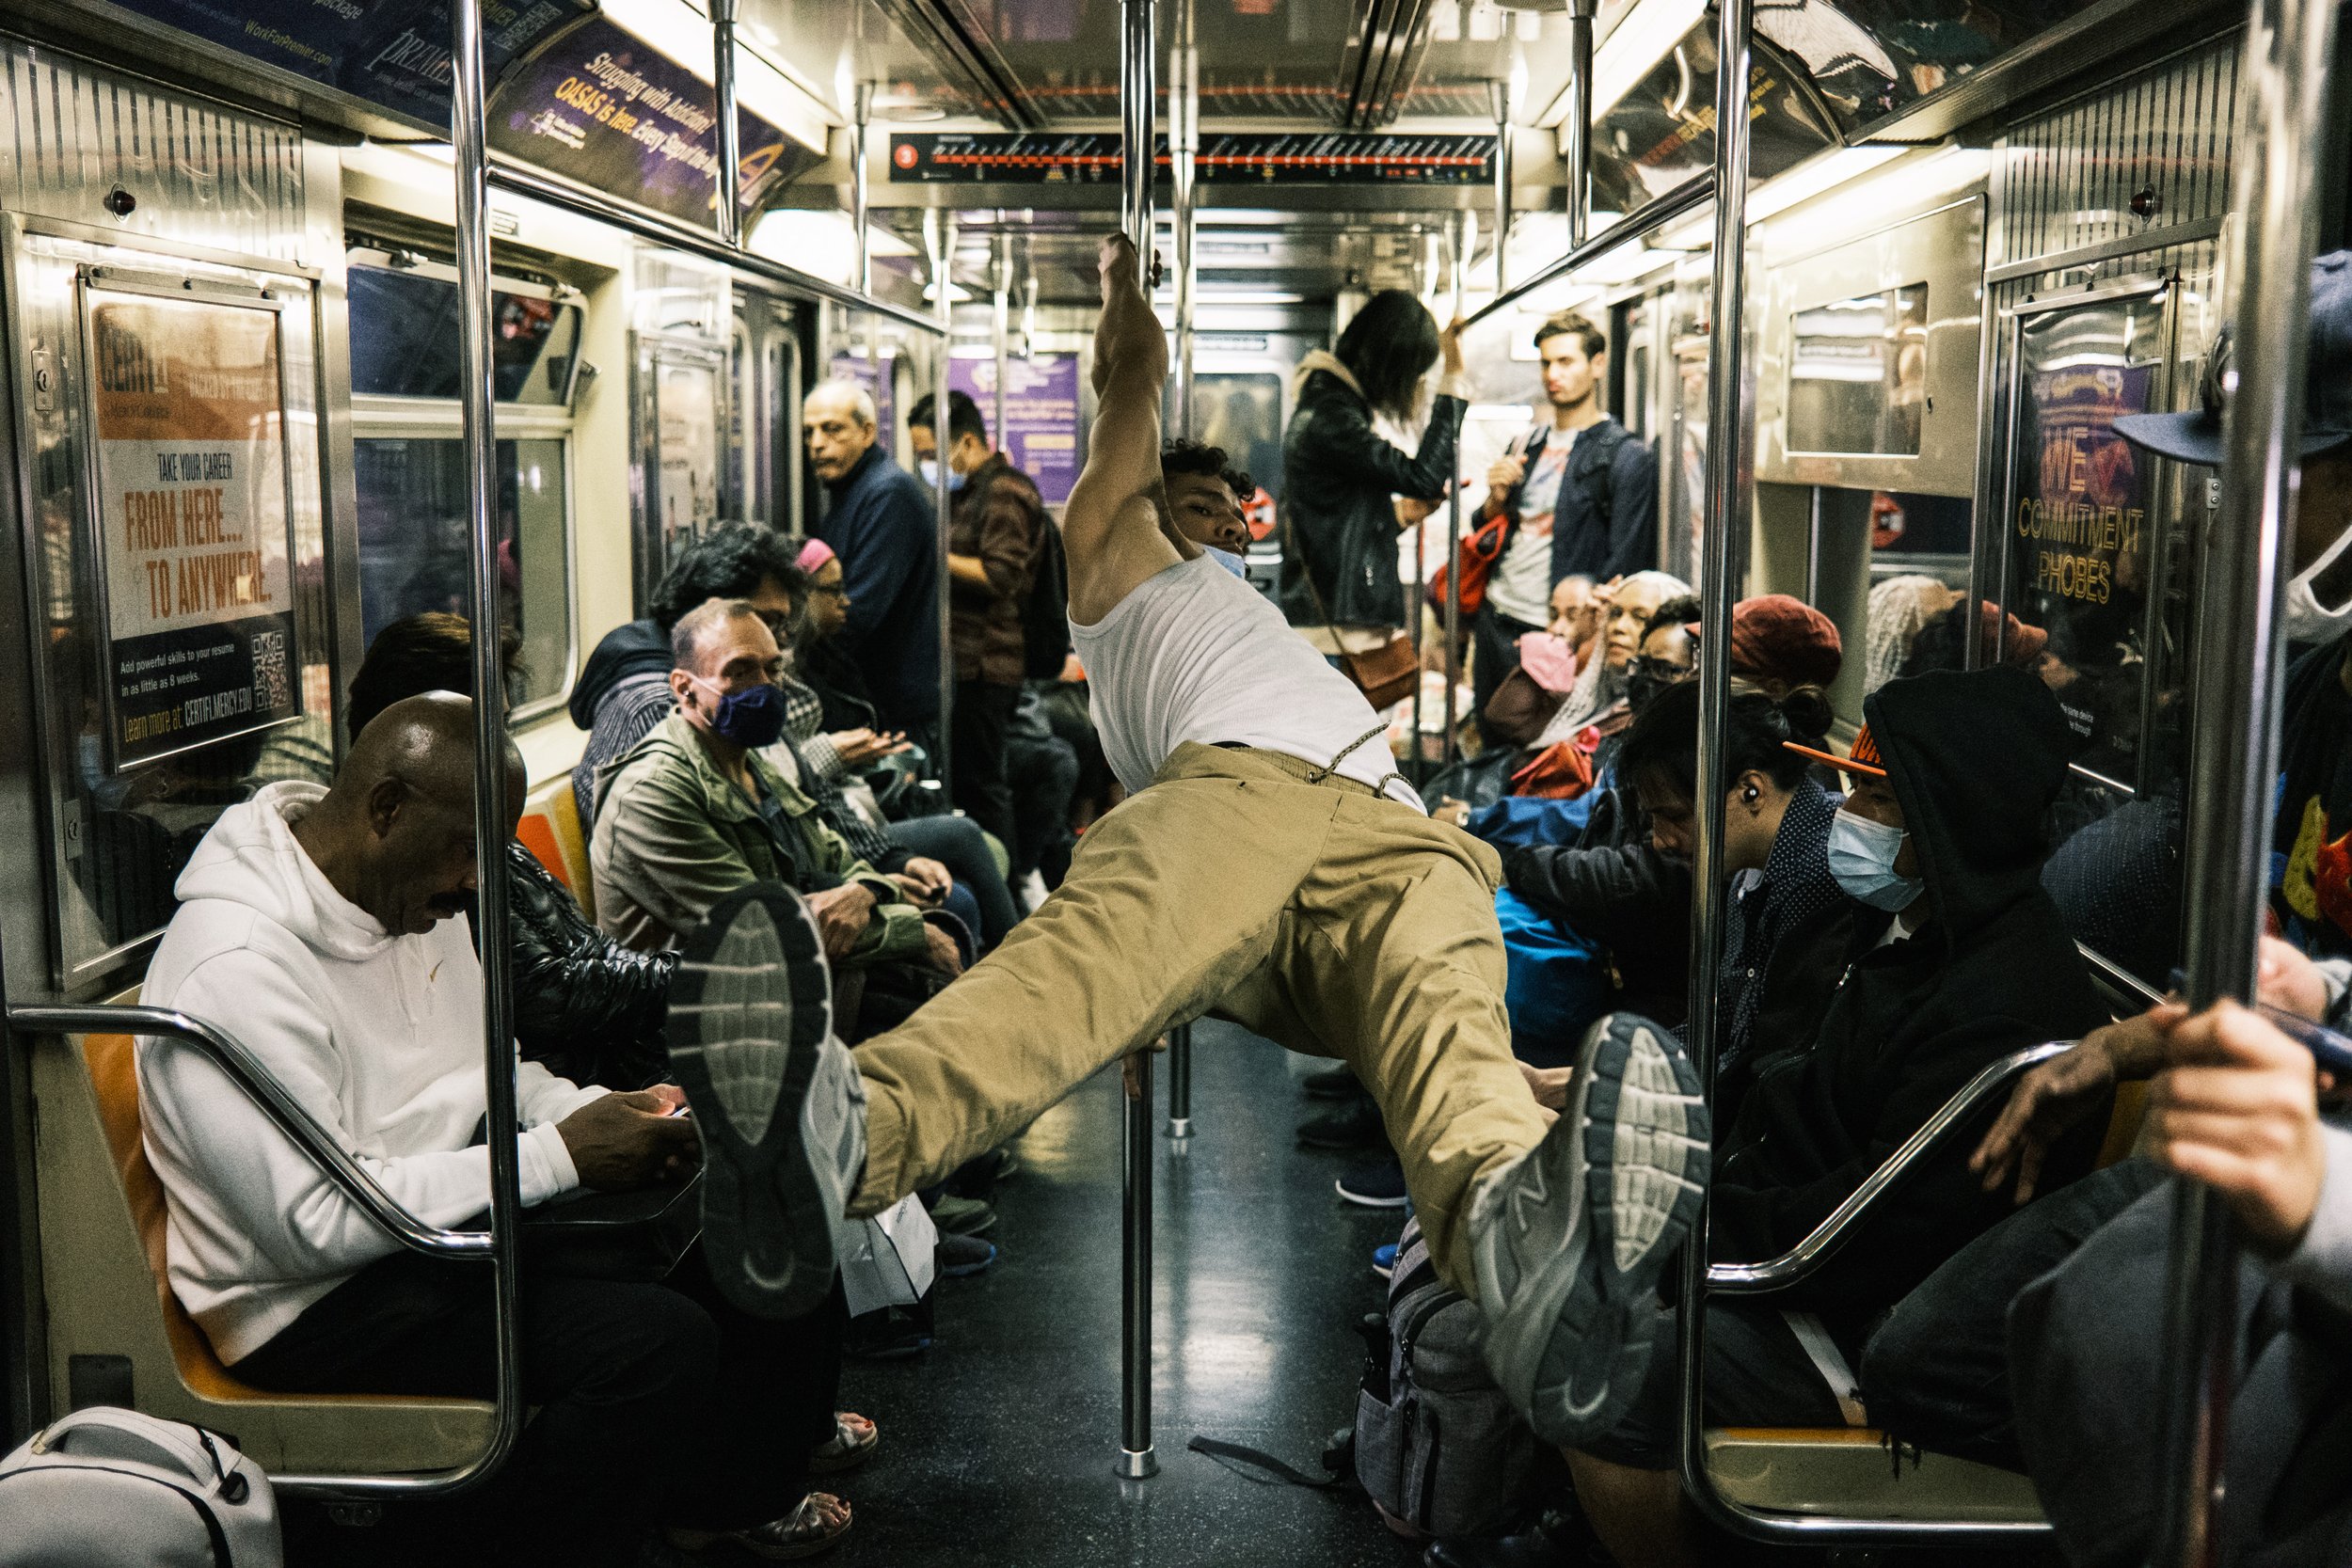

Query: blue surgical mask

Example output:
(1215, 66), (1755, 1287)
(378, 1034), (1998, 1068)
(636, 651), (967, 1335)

(918, 458), (968, 493)
(1206, 546), (1248, 578)
(690, 676), (787, 750)
(1827, 808), (1923, 912)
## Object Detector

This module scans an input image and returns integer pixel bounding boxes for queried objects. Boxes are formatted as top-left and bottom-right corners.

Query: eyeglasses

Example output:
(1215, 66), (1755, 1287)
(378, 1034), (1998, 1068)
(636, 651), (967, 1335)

(808, 584), (850, 600)
(1629, 655), (1688, 682)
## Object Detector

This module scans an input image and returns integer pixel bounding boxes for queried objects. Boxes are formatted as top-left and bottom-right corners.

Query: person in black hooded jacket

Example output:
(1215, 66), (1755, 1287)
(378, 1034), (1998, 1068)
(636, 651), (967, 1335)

(1563, 665), (2110, 1568)
(1279, 291), (1468, 641)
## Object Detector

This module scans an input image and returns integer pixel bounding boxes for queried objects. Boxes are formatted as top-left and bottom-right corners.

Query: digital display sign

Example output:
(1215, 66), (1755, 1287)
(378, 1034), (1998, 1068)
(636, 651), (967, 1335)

(890, 132), (1496, 186)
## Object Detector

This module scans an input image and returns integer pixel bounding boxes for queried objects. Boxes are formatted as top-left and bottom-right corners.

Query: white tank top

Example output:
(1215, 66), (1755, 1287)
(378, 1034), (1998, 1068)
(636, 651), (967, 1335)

(1070, 554), (1426, 811)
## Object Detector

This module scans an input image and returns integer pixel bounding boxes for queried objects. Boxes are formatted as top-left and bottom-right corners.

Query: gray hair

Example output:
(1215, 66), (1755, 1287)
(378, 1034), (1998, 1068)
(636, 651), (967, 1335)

(805, 379), (878, 430)
(671, 596), (764, 673)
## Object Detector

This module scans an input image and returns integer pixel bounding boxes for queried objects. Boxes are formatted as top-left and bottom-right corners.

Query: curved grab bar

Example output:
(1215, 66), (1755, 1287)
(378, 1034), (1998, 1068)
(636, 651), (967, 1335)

(8, 1004), (492, 1262)
(1706, 1039), (2077, 1295)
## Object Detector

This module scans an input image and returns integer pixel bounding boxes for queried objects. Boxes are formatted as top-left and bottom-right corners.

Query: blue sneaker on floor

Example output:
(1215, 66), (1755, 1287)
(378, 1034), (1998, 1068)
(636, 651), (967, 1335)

(1371, 1243), (1398, 1281)
(1337, 1158), (1410, 1209)
(936, 1233), (998, 1277)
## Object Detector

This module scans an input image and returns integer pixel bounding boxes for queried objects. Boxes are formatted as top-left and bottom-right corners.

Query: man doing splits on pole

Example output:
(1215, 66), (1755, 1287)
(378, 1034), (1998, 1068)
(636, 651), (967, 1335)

(665, 235), (1710, 1447)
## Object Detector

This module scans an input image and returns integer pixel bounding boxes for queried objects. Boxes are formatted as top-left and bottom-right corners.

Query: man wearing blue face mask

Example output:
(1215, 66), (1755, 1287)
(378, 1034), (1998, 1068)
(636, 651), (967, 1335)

(1562, 664), (2112, 1563)
(590, 596), (959, 979)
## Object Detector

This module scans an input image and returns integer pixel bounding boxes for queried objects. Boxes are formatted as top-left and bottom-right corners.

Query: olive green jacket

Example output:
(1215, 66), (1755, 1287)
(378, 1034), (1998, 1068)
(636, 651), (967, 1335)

(591, 712), (927, 960)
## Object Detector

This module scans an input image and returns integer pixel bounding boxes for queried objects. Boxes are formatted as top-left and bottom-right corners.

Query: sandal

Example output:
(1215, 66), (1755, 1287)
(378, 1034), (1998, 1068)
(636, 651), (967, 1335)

(669, 1491), (852, 1561)
(807, 1411), (879, 1475)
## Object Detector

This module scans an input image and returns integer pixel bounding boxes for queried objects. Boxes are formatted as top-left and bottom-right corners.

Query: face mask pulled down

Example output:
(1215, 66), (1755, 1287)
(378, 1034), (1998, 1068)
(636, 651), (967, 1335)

(1828, 808), (1924, 912)
(691, 676), (787, 749)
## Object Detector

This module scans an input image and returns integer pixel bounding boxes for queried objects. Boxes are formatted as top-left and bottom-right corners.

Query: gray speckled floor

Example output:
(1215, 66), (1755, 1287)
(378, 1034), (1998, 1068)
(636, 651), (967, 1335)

(830, 1021), (1418, 1568)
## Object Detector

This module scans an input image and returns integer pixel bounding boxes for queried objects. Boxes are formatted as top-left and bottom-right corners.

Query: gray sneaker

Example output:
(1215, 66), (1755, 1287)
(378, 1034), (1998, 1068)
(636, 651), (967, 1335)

(1469, 1011), (1709, 1448)
(667, 881), (867, 1321)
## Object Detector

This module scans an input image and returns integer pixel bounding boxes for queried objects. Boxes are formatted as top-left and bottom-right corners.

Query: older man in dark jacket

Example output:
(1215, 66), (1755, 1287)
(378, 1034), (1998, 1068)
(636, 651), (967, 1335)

(805, 380), (942, 736)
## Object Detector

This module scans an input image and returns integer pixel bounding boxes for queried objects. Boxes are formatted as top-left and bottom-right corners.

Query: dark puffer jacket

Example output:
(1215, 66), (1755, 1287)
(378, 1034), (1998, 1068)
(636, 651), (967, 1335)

(470, 841), (675, 1091)
(1708, 667), (2109, 1323)
(1278, 359), (1463, 631)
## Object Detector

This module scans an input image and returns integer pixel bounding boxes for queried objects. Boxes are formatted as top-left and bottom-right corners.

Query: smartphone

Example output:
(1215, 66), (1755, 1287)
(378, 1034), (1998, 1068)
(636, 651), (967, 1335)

(2163, 969), (2352, 1076)
(665, 1102), (692, 1119)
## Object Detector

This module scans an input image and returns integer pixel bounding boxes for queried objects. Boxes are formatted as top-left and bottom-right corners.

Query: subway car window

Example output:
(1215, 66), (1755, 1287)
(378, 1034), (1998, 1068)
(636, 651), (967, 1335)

(347, 256), (577, 710)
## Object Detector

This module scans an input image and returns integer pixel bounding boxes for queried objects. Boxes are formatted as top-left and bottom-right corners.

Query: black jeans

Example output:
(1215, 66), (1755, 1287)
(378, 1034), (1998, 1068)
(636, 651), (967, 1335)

(950, 678), (1022, 863)
(1471, 604), (1545, 750)
(1005, 727), (1079, 884)
(232, 1245), (845, 1567)
(1859, 1158), (2163, 1469)
(886, 812), (1017, 946)
(1577, 1301), (1850, 1469)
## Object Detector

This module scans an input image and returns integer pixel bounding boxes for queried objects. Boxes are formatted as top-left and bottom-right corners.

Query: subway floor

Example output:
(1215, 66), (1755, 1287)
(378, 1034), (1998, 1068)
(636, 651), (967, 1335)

(833, 1022), (1413, 1568)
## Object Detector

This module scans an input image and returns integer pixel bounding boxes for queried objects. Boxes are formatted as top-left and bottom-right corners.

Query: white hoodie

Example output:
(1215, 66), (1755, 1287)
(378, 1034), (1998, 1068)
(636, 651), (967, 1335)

(137, 782), (608, 1364)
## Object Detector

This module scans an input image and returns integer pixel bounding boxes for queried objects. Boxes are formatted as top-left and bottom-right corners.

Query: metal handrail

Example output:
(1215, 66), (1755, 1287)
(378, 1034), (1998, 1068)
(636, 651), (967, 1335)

(9, 1004), (491, 1260)
(484, 157), (947, 339)
(1458, 174), (1712, 331)
(1707, 1040), (2074, 1294)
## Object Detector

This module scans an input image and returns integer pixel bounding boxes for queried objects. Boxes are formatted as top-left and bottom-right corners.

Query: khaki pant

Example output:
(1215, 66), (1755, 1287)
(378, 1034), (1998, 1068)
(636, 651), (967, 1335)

(849, 742), (1550, 1297)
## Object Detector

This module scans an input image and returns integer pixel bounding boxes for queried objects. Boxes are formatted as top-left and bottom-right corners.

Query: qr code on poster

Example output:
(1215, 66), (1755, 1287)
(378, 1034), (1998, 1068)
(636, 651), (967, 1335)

(251, 629), (292, 711)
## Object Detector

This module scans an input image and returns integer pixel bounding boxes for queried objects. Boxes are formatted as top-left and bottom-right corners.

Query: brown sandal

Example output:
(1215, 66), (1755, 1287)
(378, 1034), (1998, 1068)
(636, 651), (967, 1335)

(807, 1410), (879, 1475)
(669, 1491), (853, 1561)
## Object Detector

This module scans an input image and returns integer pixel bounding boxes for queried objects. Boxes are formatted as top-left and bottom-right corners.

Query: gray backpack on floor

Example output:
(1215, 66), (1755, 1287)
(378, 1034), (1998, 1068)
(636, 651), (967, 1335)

(0, 1406), (280, 1566)
(1354, 1220), (1535, 1540)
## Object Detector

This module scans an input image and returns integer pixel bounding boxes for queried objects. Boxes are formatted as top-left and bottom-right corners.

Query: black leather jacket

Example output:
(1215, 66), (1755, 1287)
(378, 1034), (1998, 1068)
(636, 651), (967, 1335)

(1278, 366), (1463, 630)
(471, 841), (675, 1091)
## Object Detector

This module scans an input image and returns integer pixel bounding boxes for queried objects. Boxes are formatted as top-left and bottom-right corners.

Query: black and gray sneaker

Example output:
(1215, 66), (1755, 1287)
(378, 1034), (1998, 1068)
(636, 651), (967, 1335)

(1468, 1012), (1709, 1449)
(667, 881), (866, 1322)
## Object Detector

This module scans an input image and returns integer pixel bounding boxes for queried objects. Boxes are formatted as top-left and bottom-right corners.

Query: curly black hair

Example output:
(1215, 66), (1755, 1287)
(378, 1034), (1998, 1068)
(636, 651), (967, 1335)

(1160, 437), (1254, 502)
(645, 521), (808, 636)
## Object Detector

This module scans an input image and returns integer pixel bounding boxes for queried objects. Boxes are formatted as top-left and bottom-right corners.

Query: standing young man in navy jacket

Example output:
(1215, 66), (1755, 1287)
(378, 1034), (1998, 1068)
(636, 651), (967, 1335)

(1472, 310), (1660, 744)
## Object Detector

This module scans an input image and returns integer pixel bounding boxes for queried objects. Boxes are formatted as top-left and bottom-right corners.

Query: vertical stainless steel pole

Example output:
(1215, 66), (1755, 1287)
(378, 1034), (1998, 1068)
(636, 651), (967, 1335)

(851, 83), (875, 295)
(1675, 0), (1755, 1521)
(1118, 0), (1160, 1483)
(1165, 0), (1198, 1139)
(1166, 1022), (1193, 1138)
(928, 208), (956, 792)
(1170, 0), (1199, 440)
(449, 0), (526, 1492)
(1487, 80), (1511, 292)
(1441, 212), (1470, 767)
(711, 0), (742, 248)
(1565, 0), (1596, 246)
(2155, 3), (2337, 1562)
(993, 233), (1011, 450)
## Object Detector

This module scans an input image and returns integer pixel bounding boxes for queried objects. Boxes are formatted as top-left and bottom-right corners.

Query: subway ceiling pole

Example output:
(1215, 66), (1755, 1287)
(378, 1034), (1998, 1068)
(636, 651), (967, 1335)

(2157, 0), (2338, 1562)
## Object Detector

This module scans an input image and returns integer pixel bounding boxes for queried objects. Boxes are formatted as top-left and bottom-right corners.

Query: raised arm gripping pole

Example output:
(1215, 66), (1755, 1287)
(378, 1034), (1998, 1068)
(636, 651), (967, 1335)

(1116, 0), (1161, 1484)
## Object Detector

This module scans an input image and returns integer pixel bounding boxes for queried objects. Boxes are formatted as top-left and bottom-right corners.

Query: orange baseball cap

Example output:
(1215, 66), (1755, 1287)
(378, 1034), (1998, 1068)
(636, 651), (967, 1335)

(1783, 722), (1886, 778)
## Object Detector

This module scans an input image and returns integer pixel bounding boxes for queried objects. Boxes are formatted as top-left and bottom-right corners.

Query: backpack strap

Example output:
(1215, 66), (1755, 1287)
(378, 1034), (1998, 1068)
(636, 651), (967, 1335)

(1185, 1434), (1351, 1489)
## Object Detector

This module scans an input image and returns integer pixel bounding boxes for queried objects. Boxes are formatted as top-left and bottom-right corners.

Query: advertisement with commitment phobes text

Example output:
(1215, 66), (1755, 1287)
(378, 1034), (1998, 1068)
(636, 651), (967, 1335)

(89, 293), (301, 769)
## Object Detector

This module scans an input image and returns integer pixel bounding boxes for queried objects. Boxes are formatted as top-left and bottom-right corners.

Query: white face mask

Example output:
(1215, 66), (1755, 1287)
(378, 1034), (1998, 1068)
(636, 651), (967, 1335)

(1827, 807), (1924, 913)
(2286, 522), (2352, 644)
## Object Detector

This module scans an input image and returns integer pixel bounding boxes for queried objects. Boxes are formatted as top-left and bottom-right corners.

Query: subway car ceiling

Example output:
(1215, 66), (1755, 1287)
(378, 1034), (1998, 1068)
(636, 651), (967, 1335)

(0, 0), (2283, 1003)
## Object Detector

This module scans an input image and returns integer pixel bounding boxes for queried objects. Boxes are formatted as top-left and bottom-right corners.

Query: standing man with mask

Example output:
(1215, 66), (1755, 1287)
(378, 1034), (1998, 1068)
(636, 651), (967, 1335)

(909, 388), (1047, 865)
(1471, 311), (1660, 746)
(804, 381), (942, 744)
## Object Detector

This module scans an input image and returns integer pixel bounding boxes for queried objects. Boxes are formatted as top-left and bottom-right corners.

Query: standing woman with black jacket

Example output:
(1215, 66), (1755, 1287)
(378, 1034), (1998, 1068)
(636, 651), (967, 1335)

(1279, 291), (1468, 655)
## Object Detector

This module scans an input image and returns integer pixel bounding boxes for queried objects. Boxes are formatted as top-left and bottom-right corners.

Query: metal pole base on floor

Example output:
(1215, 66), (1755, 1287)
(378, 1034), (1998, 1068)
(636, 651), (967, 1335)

(1166, 1022), (1193, 1138)
(1120, 1046), (1158, 1479)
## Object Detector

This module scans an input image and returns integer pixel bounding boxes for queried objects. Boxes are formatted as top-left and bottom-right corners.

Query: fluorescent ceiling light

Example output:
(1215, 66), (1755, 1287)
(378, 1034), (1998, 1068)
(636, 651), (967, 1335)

(749, 211), (915, 286)
(1656, 144), (1912, 248)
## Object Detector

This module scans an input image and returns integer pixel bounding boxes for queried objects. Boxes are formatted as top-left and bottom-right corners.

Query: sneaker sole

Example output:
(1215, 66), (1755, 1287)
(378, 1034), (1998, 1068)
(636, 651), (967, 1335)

(1476, 1014), (1709, 1447)
(1334, 1178), (1411, 1210)
(937, 1243), (998, 1277)
(667, 882), (839, 1322)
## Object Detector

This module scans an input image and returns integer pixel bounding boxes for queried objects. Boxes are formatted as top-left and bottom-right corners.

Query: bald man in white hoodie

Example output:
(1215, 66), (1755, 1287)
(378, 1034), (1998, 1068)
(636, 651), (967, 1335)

(137, 695), (854, 1568)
